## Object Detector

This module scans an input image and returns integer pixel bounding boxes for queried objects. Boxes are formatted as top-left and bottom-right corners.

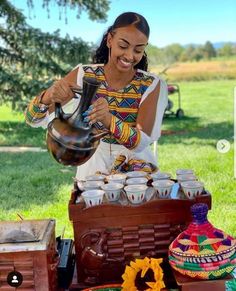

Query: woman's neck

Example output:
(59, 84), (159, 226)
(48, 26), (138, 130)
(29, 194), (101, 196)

(104, 63), (135, 90)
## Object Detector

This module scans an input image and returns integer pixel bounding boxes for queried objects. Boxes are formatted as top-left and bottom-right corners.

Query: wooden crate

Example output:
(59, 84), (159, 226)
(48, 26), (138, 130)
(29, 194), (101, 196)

(68, 186), (211, 289)
(0, 219), (58, 291)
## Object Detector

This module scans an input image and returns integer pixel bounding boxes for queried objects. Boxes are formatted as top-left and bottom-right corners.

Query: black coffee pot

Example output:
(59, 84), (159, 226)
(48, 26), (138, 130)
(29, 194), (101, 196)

(47, 77), (108, 166)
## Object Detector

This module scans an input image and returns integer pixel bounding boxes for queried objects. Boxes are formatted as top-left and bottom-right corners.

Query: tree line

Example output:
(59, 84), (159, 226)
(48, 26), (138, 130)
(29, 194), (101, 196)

(146, 41), (236, 66)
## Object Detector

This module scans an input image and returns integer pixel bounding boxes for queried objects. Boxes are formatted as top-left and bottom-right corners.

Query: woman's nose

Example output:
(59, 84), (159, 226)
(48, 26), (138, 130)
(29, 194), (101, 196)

(123, 49), (134, 61)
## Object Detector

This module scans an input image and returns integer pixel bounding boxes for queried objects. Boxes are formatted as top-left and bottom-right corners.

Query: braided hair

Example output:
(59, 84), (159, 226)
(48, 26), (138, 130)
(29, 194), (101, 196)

(92, 12), (150, 71)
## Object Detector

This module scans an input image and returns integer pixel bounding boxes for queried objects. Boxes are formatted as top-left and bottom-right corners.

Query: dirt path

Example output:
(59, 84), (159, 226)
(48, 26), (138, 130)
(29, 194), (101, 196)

(0, 146), (47, 153)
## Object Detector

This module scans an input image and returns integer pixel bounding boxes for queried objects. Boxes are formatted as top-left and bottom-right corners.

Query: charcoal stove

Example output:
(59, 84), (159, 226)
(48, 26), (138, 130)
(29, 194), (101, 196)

(0, 219), (58, 290)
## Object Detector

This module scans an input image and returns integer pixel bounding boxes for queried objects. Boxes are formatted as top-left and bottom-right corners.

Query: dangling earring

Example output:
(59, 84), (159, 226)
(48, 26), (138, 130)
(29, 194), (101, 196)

(107, 45), (111, 61)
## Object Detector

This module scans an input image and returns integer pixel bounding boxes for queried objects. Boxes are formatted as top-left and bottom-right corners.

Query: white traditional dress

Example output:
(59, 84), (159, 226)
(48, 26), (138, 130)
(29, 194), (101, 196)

(25, 64), (168, 180)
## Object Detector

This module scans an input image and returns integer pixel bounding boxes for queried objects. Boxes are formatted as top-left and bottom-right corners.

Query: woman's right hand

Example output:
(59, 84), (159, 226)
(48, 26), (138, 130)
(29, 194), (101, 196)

(41, 79), (79, 105)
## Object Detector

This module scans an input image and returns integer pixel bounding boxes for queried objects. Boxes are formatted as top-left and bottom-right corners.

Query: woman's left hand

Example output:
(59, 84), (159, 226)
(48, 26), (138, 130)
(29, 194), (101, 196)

(82, 98), (112, 129)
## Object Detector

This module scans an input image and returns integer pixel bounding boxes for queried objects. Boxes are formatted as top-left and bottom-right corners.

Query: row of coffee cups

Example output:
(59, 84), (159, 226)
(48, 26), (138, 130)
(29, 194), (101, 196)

(80, 173), (147, 207)
(79, 169), (204, 207)
(81, 183), (148, 207)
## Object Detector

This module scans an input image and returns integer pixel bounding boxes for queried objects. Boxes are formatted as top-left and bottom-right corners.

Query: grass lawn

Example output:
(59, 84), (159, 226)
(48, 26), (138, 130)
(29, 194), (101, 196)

(0, 79), (235, 238)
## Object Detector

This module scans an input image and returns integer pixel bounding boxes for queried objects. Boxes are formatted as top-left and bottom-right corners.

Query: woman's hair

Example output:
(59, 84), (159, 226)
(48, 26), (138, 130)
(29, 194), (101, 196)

(92, 12), (150, 71)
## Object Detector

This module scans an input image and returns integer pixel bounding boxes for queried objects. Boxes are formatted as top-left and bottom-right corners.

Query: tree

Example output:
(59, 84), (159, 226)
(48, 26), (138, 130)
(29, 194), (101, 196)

(218, 43), (235, 57)
(191, 46), (204, 61)
(0, 0), (110, 110)
(203, 41), (216, 59)
(146, 44), (164, 66)
(180, 45), (196, 62)
(163, 44), (184, 63)
(27, 0), (109, 22)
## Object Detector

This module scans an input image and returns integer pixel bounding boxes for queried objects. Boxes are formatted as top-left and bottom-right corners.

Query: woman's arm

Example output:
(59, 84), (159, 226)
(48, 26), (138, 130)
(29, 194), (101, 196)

(25, 67), (80, 126)
(136, 81), (161, 135)
(110, 80), (161, 150)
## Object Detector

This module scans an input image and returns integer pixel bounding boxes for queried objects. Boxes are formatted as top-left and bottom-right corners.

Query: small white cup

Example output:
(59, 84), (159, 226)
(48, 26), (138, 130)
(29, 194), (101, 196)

(176, 169), (194, 176)
(181, 181), (204, 199)
(177, 174), (197, 183)
(83, 181), (104, 191)
(126, 171), (147, 178)
(124, 184), (148, 204)
(107, 174), (127, 185)
(101, 183), (123, 202)
(152, 179), (175, 198)
(85, 174), (105, 182)
(126, 177), (148, 185)
(150, 172), (171, 181)
(81, 189), (105, 207)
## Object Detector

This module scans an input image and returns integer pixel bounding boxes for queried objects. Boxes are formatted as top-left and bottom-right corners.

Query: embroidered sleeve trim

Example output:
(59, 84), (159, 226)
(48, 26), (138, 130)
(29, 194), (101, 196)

(110, 115), (141, 149)
(25, 91), (49, 124)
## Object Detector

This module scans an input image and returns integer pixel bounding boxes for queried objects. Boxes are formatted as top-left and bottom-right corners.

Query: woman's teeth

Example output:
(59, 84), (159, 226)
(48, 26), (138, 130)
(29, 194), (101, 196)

(120, 59), (132, 67)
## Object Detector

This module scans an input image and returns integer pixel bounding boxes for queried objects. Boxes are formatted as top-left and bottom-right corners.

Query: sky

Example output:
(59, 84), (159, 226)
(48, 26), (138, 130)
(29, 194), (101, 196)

(10, 0), (236, 48)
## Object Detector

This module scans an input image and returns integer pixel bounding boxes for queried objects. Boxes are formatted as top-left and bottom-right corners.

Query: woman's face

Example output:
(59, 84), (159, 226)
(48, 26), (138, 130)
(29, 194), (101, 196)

(107, 25), (148, 72)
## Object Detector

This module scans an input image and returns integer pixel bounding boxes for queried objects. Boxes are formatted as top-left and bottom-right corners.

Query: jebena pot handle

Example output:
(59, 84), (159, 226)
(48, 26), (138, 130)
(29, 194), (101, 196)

(55, 87), (83, 120)
(80, 231), (100, 249)
(55, 102), (62, 119)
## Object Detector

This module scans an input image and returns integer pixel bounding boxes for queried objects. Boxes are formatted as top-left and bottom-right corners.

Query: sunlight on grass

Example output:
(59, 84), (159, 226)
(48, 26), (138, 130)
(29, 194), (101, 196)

(0, 152), (76, 237)
(21, 184), (74, 238)
(158, 139), (236, 236)
(0, 104), (24, 122)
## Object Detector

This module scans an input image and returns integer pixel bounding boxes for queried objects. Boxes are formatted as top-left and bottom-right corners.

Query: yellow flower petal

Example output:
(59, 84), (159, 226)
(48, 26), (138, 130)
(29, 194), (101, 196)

(141, 266), (149, 278)
(146, 280), (165, 290)
(150, 258), (163, 270)
(146, 281), (156, 288)
(154, 269), (164, 281)
(122, 257), (165, 291)
(130, 261), (141, 272)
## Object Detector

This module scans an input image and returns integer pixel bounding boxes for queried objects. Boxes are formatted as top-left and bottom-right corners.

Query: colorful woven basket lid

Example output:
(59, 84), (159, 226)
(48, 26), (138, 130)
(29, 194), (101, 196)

(169, 203), (236, 279)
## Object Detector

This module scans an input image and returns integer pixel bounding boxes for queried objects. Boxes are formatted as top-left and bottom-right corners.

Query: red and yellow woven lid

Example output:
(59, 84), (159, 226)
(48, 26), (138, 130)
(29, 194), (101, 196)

(169, 203), (236, 279)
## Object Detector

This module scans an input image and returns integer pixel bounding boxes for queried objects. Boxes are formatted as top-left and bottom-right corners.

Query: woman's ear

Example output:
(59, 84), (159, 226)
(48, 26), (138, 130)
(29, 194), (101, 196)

(106, 32), (112, 48)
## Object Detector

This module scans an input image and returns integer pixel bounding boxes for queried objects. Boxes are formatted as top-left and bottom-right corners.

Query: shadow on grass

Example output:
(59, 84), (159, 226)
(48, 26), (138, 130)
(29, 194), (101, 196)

(162, 115), (202, 132)
(160, 120), (233, 147)
(0, 121), (46, 147)
(0, 152), (76, 211)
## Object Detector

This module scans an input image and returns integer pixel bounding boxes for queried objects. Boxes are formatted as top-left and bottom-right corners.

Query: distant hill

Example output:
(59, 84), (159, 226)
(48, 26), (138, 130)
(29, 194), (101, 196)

(212, 42), (236, 49)
(184, 41), (236, 49)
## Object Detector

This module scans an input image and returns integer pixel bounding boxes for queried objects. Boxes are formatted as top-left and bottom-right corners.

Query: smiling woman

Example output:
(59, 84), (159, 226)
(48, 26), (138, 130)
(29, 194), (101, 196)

(25, 12), (168, 180)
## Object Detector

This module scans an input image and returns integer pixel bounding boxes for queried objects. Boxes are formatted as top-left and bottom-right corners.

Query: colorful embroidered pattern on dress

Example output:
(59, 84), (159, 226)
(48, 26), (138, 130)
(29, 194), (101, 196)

(83, 65), (155, 148)
(110, 155), (157, 173)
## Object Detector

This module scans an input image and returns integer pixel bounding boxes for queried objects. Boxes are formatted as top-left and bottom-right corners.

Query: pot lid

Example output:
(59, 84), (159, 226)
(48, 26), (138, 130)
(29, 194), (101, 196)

(169, 203), (236, 257)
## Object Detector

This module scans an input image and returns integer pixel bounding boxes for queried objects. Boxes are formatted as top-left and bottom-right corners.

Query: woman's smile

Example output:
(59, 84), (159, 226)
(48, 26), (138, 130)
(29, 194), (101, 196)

(118, 57), (134, 69)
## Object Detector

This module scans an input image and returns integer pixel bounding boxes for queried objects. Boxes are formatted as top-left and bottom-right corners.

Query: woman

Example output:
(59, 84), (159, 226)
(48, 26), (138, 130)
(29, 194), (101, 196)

(25, 12), (168, 180)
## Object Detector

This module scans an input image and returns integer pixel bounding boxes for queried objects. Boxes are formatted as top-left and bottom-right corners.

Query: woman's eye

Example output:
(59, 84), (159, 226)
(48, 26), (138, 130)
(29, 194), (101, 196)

(119, 45), (127, 49)
(134, 50), (143, 54)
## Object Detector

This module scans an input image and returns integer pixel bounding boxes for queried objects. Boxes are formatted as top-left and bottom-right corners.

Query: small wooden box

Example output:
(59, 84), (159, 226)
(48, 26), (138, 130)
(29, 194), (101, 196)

(0, 219), (58, 291)
(68, 186), (211, 289)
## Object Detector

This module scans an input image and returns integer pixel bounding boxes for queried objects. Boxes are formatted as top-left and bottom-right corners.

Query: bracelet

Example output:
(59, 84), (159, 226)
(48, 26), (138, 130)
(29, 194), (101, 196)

(35, 91), (50, 113)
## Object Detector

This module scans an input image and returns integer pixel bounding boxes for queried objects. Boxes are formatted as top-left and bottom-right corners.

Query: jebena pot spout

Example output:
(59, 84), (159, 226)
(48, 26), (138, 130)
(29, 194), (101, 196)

(46, 77), (108, 166)
(89, 130), (108, 143)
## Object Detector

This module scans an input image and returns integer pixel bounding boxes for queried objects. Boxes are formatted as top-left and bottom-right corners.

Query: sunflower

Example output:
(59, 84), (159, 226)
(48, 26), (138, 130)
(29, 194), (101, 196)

(121, 257), (165, 291)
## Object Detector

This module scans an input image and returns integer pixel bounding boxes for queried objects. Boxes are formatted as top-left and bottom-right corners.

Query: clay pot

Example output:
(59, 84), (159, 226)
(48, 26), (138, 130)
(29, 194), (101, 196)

(47, 77), (108, 166)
